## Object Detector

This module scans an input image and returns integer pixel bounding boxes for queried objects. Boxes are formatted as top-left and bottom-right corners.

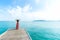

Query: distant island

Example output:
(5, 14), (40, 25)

(33, 20), (46, 22)
(33, 20), (60, 22)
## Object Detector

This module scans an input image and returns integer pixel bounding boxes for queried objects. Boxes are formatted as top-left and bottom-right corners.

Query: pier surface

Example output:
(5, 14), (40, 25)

(0, 29), (31, 40)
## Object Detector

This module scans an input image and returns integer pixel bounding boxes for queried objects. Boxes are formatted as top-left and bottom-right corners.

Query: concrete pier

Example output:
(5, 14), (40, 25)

(0, 20), (32, 40)
(0, 29), (31, 40)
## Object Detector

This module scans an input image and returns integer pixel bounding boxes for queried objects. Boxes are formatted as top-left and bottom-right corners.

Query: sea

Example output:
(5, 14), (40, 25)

(0, 21), (60, 40)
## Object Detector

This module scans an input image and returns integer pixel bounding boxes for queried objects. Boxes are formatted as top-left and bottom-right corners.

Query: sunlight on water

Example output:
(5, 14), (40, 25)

(20, 21), (60, 40)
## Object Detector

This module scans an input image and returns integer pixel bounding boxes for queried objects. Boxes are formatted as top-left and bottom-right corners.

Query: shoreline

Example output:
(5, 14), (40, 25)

(0, 30), (7, 38)
(24, 29), (32, 40)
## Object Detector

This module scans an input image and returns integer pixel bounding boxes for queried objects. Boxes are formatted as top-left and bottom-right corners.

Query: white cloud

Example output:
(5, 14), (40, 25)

(8, 5), (32, 21)
(0, 0), (60, 21)
(34, 0), (60, 20)
(22, 5), (32, 13)
(35, 0), (40, 4)
(24, 0), (60, 20)
(8, 6), (22, 19)
(0, 14), (5, 20)
(0, 14), (12, 21)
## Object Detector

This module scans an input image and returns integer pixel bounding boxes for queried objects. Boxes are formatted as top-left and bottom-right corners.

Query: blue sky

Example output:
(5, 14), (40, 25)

(0, 0), (60, 21)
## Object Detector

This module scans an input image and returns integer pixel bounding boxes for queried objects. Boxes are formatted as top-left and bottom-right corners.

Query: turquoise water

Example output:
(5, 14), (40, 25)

(0, 21), (60, 40)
